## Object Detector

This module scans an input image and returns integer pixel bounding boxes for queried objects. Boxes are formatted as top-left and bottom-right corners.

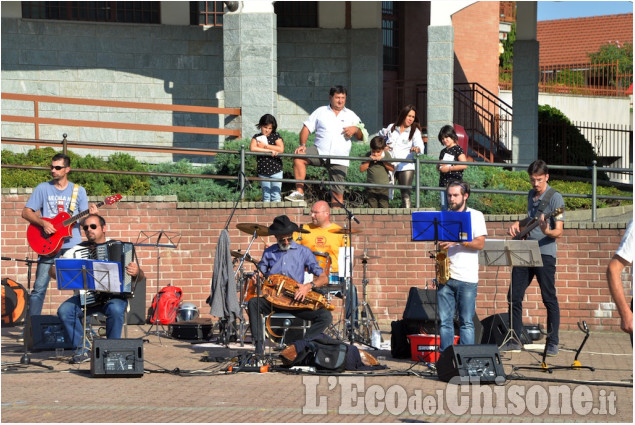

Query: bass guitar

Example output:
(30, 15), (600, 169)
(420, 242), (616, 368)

(26, 194), (122, 257)
(513, 207), (564, 240)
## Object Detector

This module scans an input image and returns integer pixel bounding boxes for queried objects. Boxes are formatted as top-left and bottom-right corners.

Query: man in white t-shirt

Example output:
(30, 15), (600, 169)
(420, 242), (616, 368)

(285, 86), (364, 207)
(437, 181), (487, 352)
(606, 220), (633, 337)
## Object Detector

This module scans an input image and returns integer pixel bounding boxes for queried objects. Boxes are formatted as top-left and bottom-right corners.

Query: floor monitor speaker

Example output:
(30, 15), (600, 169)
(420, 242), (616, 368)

(436, 344), (505, 383)
(90, 338), (144, 378)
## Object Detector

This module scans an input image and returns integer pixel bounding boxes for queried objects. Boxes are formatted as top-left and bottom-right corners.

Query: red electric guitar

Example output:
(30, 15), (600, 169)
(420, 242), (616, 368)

(26, 194), (122, 257)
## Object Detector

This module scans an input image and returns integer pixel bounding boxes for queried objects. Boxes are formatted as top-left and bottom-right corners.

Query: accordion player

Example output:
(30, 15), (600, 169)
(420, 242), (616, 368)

(52, 239), (144, 307)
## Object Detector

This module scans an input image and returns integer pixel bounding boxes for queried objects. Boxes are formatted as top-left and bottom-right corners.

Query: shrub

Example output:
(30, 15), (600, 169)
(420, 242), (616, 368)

(1, 148), (150, 196)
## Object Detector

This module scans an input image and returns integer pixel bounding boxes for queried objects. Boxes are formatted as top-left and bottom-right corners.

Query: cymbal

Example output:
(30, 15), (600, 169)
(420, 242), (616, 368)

(355, 254), (380, 260)
(328, 228), (363, 235)
(236, 223), (269, 236)
(230, 250), (259, 263)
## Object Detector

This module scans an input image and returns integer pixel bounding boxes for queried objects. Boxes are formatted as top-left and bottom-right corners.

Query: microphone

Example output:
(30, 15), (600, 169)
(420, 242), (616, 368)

(297, 224), (303, 242)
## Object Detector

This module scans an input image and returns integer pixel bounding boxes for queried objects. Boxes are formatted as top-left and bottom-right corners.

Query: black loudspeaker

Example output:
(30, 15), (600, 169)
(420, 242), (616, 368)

(26, 315), (73, 351)
(480, 313), (531, 346)
(127, 278), (146, 325)
(169, 319), (213, 341)
(90, 338), (144, 378)
(402, 287), (483, 344)
(436, 344), (506, 383)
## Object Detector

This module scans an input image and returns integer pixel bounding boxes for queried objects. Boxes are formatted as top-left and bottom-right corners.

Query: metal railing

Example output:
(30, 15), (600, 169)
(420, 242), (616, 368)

(500, 61), (633, 96)
(1, 136), (631, 221)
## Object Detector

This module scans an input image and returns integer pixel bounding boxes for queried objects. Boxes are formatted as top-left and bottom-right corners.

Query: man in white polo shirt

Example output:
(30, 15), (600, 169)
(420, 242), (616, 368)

(285, 85), (364, 207)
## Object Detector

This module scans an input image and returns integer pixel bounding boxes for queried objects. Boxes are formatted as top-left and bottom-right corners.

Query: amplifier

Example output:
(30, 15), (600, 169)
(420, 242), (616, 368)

(26, 315), (74, 351)
(90, 338), (144, 378)
(436, 344), (505, 383)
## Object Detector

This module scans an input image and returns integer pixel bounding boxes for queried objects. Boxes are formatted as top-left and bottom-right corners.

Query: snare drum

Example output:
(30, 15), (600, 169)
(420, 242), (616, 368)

(312, 251), (331, 276)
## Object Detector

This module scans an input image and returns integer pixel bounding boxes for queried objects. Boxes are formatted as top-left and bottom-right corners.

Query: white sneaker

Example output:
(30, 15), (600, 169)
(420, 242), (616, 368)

(285, 191), (305, 202)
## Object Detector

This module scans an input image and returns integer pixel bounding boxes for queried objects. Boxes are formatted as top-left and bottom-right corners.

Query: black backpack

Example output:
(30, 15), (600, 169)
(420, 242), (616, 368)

(292, 337), (348, 372)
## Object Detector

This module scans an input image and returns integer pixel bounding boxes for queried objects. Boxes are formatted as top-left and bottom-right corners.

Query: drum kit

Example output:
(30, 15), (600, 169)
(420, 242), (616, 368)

(232, 221), (382, 348)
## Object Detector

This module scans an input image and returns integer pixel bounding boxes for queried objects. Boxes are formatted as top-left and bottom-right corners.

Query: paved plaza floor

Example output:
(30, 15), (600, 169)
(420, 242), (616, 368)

(1, 322), (632, 423)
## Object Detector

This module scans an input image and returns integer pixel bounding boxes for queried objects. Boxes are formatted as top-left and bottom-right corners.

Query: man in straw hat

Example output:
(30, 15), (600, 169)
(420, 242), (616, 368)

(247, 215), (331, 354)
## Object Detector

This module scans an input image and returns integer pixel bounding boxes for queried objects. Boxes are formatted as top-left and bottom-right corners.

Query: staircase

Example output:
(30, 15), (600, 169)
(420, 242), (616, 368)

(453, 82), (512, 163)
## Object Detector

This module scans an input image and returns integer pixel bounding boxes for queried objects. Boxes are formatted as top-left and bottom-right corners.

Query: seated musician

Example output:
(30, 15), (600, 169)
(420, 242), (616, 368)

(49, 214), (144, 364)
(297, 201), (358, 326)
(247, 215), (331, 354)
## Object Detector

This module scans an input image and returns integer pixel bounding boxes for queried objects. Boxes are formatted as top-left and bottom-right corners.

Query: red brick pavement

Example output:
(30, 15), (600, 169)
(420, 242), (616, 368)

(1, 323), (632, 423)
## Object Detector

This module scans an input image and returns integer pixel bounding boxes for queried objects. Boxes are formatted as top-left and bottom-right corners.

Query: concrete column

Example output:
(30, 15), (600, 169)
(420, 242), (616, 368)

(512, 2), (539, 165)
(223, 2), (277, 142)
(426, 25), (454, 156)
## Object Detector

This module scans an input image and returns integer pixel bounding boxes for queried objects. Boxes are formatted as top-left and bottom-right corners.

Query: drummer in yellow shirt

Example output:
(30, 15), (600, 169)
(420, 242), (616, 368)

(296, 201), (358, 328)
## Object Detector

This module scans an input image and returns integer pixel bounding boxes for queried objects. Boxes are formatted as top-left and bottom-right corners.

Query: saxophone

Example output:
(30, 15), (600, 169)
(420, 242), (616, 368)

(436, 248), (450, 284)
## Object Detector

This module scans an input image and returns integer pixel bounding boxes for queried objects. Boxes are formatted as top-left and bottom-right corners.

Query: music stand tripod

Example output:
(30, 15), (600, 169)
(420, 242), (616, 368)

(411, 211), (471, 365)
(479, 239), (543, 350)
(135, 230), (181, 341)
(1, 256), (53, 371)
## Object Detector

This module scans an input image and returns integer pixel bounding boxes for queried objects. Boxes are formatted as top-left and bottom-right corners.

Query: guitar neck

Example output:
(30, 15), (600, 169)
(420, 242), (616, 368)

(61, 201), (105, 227)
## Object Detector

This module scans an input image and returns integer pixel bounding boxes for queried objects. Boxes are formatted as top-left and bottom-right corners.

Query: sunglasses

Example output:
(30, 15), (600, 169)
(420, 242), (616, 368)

(50, 165), (66, 170)
(277, 236), (294, 242)
(82, 224), (98, 231)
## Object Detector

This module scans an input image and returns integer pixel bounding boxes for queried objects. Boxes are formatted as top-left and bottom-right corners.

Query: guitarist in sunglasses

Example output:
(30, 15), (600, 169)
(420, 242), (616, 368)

(504, 160), (565, 356)
(21, 153), (98, 316)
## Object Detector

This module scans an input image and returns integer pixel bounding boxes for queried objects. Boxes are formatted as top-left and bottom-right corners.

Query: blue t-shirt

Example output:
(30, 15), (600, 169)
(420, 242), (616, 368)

(258, 241), (323, 284)
(25, 181), (89, 248)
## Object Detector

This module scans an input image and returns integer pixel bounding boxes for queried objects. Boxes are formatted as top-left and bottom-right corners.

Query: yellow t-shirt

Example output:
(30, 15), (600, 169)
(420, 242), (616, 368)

(296, 223), (346, 273)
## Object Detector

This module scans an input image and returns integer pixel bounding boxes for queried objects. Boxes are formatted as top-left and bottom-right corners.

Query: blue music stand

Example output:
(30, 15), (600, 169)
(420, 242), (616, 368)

(412, 211), (472, 243)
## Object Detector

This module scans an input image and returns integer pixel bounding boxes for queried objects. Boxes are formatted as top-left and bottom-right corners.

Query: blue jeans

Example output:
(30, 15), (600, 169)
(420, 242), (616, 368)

(30, 251), (66, 316)
(508, 255), (559, 346)
(57, 295), (128, 349)
(437, 278), (478, 351)
(259, 171), (283, 202)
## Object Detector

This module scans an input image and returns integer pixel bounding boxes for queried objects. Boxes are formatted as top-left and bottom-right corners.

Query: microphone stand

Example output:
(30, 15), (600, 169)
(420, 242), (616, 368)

(1, 256), (54, 370)
(329, 192), (360, 346)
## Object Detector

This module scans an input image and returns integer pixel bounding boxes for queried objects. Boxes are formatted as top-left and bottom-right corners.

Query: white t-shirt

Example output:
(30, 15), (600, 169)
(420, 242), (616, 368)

(378, 124), (424, 172)
(303, 105), (361, 167)
(448, 207), (488, 283)
(616, 220), (633, 265)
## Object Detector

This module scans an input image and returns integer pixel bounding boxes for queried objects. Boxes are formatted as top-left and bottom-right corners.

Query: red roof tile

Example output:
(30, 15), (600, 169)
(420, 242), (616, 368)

(537, 13), (633, 67)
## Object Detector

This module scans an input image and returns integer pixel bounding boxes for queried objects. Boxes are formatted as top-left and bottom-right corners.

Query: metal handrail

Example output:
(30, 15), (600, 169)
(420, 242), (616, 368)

(1, 137), (632, 221)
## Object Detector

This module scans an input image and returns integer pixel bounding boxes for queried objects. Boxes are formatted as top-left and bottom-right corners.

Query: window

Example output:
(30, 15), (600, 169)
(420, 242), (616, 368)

(21, 2), (160, 24)
(190, 1), (224, 26)
(382, 1), (399, 71)
(274, 1), (317, 28)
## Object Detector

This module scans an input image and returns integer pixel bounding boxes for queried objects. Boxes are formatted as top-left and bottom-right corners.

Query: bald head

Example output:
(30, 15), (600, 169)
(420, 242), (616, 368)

(310, 201), (331, 227)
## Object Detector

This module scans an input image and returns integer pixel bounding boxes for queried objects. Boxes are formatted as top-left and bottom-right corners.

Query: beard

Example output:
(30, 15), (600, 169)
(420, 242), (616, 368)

(277, 242), (291, 251)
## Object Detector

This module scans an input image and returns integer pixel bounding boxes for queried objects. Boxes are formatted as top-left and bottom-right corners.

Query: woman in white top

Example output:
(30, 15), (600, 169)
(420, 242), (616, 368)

(378, 105), (425, 208)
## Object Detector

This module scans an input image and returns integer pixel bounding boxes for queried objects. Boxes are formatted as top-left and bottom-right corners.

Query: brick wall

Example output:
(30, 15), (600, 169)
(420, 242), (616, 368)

(2, 190), (630, 332)
(452, 1), (500, 95)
